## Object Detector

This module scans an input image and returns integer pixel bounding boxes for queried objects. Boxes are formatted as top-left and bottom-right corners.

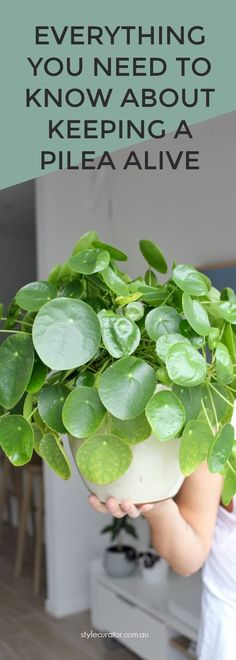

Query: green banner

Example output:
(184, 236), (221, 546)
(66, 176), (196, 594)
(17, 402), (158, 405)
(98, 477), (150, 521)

(0, 0), (236, 188)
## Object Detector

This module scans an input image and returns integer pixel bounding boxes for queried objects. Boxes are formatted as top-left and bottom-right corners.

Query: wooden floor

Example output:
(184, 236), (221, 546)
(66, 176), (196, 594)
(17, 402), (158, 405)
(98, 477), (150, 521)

(0, 523), (138, 660)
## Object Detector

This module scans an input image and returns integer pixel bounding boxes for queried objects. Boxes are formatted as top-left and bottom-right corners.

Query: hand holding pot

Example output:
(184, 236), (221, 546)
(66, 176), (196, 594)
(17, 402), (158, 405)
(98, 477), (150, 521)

(88, 494), (171, 519)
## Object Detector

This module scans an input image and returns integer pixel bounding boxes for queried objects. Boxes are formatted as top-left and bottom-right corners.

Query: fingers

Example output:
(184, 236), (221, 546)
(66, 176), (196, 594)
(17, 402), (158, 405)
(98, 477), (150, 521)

(88, 495), (109, 514)
(119, 499), (143, 518)
(88, 494), (126, 517)
(88, 494), (154, 519)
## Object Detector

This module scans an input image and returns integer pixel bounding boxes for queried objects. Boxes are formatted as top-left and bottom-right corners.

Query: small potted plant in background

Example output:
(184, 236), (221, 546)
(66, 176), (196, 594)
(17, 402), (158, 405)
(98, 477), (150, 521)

(138, 545), (168, 583)
(0, 230), (235, 506)
(101, 515), (138, 577)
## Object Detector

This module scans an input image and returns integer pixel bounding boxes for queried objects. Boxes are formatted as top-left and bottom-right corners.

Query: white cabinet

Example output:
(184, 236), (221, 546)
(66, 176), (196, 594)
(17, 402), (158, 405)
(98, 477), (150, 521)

(90, 558), (201, 660)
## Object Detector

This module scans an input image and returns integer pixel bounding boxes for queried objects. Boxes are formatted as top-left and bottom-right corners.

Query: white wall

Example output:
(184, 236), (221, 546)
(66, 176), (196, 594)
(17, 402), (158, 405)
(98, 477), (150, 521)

(108, 111), (236, 276)
(36, 111), (236, 617)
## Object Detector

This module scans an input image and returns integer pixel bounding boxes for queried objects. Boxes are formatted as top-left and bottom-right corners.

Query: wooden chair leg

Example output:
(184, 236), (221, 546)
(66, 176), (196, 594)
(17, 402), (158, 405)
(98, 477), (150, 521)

(12, 466), (23, 523)
(14, 470), (33, 577)
(0, 457), (11, 540)
(33, 473), (44, 596)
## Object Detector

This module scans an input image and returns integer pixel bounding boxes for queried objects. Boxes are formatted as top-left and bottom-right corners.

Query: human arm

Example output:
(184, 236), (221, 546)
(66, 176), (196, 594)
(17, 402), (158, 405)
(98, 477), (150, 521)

(88, 462), (223, 576)
(143, 462), (223, 575)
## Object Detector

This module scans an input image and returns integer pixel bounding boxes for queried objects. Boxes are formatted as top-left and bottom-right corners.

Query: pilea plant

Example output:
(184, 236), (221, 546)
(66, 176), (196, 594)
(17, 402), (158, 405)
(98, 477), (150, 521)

(0, 231), (236, 505)
(101, 516), (138, 550)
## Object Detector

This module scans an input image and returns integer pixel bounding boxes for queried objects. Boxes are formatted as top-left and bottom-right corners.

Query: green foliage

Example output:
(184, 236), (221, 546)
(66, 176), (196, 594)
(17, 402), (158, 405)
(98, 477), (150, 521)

(98, 357), (156, 419)
(15, 281), (57, 311)
(139, 239), (168, 274)
(62, 386), (106, 438)
(98, 310), (140, 358)
(32, 298), (101, 370)
(0, 233), (235, 496)
(76, 433), (132, 484)
(100, 515), (138, 544)
(146, 390), (185, 440)
(173, 264), (210, 297)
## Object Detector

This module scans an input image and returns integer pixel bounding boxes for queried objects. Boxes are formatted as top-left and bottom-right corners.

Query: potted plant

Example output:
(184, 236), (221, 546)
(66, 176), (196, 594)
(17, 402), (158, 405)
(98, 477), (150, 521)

(0, 230), (235, 506)
(101, 515), (138, 577)
(138, 548), (168, 583)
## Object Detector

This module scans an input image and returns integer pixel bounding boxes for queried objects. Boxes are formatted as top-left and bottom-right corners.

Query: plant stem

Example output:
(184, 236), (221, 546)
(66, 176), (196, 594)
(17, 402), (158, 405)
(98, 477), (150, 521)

(159, 288), (175, 307)
(206, 384), (219, 429)
(227, 459), (236, 475)
(0, 329), (31, 336)
(0, 317), (33, 328)
(208, 382), (234, 408)
(201, 398), (214, 434)
(226, 385), (236, 394)
(27, 407), (38, 421)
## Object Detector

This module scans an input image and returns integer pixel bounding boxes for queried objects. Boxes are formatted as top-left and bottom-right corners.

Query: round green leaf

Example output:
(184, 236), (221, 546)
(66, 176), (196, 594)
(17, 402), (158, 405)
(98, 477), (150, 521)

(172, 383), (230, 427)
(218, 301), (236, 324)
(23, 392), (33, 419)
(190, 335), (205, 349)
(145, 306), (181, 341)
(33, 422), (43, 457)
(145, 270), (158, 287)
(62, 386), (106, 438)
(32, 298), (101, 370)
(26, 355), (48, 393)
(38, 385), (69, 433)
(139, 240), (168, 274)
(39, 433), (71, 479)
(72, 231), (99, 255)
(180, 420), (214, 476)
(98, 311), (140, 358)
(33, 408), (49, 434)
(222, 324), (236, 362)
(76, 371), (96, 387)
(222, 461), (236, 504)
(173, 265), (210, 296)
(92, 240), (128, 261)
(60, 281), (83, 299)
(172, 384), (204, 424)
(179, 319), (205, 349)
(0, 335), (34, 409)
(98, 357), (156, 420)
(68, 249), (110, 275)
(208, 424), (234, 473)
(76, 434), (132, 484)
(207, 327), (220, 351)
(221, 288), (236, 302)
(156, 367), (172, 386)
(215, 343), (234, 385)
(47, 264), (62, 286)
(182, 292), (210, 336)
(110, 412), (151, 445)
(0, 415), (34, 466)
(166, 342), (207, 387)
(102, 267), (129, 297)
(146, 391), (185, 440)
(156, 333), (189, 362)
(199, 384), (233, 426)
(15, 281), (57, 311)
(125, 302), (144, 322)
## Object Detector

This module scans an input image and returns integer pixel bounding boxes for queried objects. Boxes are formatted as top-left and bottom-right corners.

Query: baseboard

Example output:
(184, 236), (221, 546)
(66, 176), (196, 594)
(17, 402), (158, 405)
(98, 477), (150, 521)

(45, 595), (90, 618)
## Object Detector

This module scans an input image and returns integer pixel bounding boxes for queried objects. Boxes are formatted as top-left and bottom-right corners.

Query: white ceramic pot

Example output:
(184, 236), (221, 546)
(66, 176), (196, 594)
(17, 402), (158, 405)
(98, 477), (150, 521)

(104, 545), (137, 577)
(138, 552), (169, 583)
(69, 432), (184, 505)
